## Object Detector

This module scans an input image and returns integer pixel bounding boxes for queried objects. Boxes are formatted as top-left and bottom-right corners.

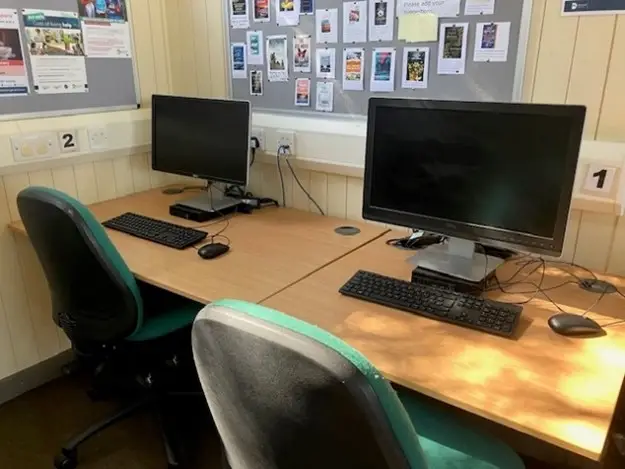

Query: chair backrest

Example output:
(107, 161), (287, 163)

(17, 187), (143, 344)
(192, 299), (429, 469)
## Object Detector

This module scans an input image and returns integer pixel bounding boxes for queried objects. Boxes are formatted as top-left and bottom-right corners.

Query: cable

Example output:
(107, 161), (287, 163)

(276, 146), (287, 207)
(279, 145), (326, 216)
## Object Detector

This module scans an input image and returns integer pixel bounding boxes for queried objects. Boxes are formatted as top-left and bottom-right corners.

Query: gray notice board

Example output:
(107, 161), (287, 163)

(227, 0), (532, 116)
(1, 0), (139, 120)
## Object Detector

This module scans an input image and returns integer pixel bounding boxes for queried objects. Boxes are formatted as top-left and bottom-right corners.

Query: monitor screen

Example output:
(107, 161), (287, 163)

(152, 95), (250, 186)
(364, 99), (585, 254)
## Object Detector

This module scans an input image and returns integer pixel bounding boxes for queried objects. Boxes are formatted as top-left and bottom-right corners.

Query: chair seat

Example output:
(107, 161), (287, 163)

(398, 388), (524, 469)
(127, 283), (203, 342)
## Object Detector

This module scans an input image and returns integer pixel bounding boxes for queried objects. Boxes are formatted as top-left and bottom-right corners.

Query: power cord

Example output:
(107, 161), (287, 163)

(277, 144), (326, 216)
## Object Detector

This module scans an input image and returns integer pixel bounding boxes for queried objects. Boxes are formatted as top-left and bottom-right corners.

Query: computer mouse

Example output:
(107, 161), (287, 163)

(548, 313), (604, 337)
(197, 243), (230, 260)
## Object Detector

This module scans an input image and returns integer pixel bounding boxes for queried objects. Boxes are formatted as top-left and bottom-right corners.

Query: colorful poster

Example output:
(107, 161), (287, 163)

(563, 0), (625, 15)
(277, 0), (300, 26)
(370, 47), (396, 92)
(230, 0), (250, 29)
(22, 9), (88, 94)
(316, 48), (336, 79)
(369, 0), (395, 42)
(293, 35), (311, 72)
(316, 9), (338, 43)
(343, 47), (364, 91)
(231, 43), (247, 79)
(0, 9), (29, 96)
(247, 30), (264, 65)
(437, 23), (468, 74)
(315, 81), (333, 112)
(474, 22), (510, 62)
(301, 0), (315, 14)
(295, 77), (310, 106)
(250, 69), (263, 95)
(253, 0), (270, 22)
(266, 34), (289, 81)
(465, 0), (496, 15)
(397, 0), (460, 17)
(343, 1), (367, 43)
(77, 0), (131, 58)
(402, 46), (429, 89)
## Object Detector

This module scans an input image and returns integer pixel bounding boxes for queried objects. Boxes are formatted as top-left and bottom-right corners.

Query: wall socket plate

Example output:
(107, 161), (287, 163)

(251, 127), (265, 151)
(88, 126), (109, 151)
(277, 130), (295, 156)
(11, 132), (60, 162)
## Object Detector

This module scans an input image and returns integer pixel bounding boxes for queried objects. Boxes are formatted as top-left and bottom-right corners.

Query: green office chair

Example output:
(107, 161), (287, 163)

(192, 299), (526, 469)
(17, 187), (204, 469)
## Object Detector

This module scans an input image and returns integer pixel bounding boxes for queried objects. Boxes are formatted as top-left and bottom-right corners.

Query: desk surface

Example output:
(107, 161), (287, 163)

(10, 189), (387, 304)
(262, 232), (625, 461)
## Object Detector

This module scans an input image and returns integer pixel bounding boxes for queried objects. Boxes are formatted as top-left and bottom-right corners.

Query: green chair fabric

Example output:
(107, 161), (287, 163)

(205, 299), (525, 469)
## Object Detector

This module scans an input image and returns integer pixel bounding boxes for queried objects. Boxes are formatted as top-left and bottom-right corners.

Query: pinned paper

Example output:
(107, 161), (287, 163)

(473, 22), (510, 62)
(465, 0), (495, 16)
(398, 13), (438, 43)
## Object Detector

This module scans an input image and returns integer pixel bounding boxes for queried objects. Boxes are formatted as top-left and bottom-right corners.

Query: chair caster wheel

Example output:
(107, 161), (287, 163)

(54, 450), (77, 469)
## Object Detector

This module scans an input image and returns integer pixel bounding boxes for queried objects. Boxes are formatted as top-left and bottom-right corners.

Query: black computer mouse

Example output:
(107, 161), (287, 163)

(197, 243), (230, 260)
(548, 313), (604, 337)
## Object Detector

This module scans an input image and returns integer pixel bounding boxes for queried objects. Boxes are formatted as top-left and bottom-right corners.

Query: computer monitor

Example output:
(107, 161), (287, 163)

(152, 95), (251, 186)
(363, 98), (586, 282)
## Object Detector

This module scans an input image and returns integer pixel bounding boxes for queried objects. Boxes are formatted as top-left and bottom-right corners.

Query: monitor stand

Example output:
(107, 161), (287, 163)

(176, 191), (241, 216)
(409, 237), (505, 284)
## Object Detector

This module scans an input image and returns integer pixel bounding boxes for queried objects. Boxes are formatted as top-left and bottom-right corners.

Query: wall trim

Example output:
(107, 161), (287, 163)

(0, 350), (73, 406)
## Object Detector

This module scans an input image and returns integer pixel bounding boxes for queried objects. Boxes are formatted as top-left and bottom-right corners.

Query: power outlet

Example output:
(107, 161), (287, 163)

(276, 130), (296, 156)
(88, 126), (109, 151)
(251, 127), (265, 151)
(11, 132), (60, 161)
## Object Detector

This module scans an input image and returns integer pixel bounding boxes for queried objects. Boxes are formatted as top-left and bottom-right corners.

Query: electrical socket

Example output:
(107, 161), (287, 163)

(251, 127), (265, 151)
(11, 132), (60, 161)
(276, 130), (295, 156)
(88, 126), (109, 151)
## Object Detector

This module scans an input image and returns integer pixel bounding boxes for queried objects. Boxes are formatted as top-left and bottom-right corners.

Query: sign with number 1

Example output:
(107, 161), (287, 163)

(581, 163), (619, 197)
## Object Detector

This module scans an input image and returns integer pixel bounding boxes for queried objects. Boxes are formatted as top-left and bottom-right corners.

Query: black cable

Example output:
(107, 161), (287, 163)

(276, 148), (286, 207)
(251, 147), (256, 167)
(281, 148), (326, 216)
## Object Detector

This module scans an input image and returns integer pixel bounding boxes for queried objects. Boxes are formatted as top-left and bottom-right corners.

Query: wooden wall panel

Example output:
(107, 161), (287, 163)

(327, 174), (347, 219)
(94, 160), (118, 201)
(191, 0), (213, 97)
(130, 153), (152, 192)
(521, 0), (547, 100)
(597, 17), (625, 142)
(52, 167), (79, 199)
(113, 156), (136, 197)
(73, 162), (99, 204)
(573, 212), (617, 271)
(309, 172), (328, 215)
(129, 0), (157, 106)
(175, 0), (200, 96)
(147, 0), (172, 94)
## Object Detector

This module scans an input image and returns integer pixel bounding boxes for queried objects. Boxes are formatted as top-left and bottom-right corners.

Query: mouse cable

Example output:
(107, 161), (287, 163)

(282, 148), (325, 216)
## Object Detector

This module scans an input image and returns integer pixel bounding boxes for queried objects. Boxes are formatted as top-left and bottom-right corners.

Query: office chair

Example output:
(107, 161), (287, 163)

(192, 299), (526, 469)
(17, 187), (203, 469)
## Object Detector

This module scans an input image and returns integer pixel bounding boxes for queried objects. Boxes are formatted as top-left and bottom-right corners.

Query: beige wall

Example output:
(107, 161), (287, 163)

(1, 0), (625, 382)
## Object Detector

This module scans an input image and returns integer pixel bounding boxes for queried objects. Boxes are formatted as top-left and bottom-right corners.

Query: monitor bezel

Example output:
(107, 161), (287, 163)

(151, 95), (251, 187)
(363, 98), (586, 257)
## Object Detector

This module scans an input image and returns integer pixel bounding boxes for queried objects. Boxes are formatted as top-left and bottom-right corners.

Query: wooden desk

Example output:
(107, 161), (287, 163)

(9, 189), (387, 304)
(262, 232), (625, 462)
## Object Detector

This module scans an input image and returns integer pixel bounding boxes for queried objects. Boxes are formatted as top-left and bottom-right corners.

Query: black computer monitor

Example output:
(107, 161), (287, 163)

(152, 95), (250, 186)
(363, 98), (586, 260)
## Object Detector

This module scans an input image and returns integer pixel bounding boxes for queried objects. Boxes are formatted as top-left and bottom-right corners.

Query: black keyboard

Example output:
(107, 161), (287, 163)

(339, 270), (522, 338)
(103, 212), (207, 249)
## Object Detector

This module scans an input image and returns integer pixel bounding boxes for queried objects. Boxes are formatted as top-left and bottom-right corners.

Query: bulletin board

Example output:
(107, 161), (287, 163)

(225, 0), (533, 116)
(0, 0), (139, 120)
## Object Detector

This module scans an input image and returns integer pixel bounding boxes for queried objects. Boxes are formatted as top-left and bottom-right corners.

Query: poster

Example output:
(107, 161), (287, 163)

(563, 0), (625, 15)
(316, 81), (333, 111)
(316, 9), (338, 43)
(343, 1), (367, 43)
(266, 34), (289, 81)
(277, 0), (300, 26)
(77, 0), (132, 58)
(402, 47), (429, 89)
(250, 69), (263, 95)
(397, 0), (460, 17)
(301, 0), (315, 14)
(465, 0), (496, 15)
(343, 47), (364, 91)
(473, 22), (510, 62)
(369, 0), (395, 42)
(22, 9), (88, 94)
(295, 77), (310, 106)
(370, 47), (396, 92)
(247, 30), (264, 65)
(253, 0), (270, 22)
(437, 23), (468, 74)
(293, 35), (311, 72)
(0, 9), (29, 96)
(231, 43), (247, 79)
(316, 48), (336, 79)
(230, 0), (250, 28)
